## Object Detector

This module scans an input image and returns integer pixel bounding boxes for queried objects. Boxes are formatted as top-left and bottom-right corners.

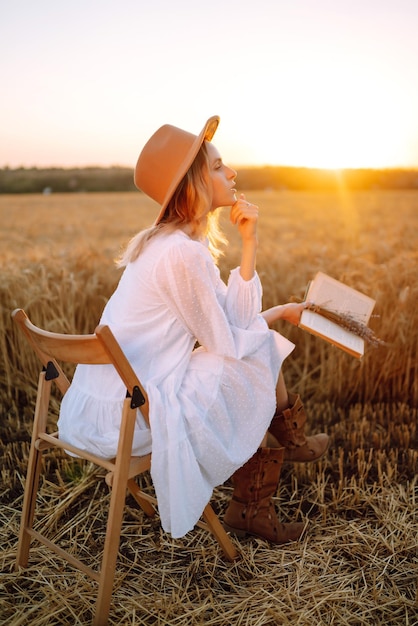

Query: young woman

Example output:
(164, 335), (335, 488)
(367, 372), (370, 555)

(58, 116), (329, 542)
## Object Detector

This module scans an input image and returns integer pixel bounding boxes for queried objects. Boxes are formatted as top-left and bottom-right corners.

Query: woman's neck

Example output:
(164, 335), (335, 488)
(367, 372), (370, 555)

(179, 220), (207, 241)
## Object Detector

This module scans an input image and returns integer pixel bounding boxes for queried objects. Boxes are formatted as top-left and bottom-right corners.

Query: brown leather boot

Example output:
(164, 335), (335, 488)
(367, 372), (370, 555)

(269, 393), (329, 463)
(223, 447), (304, 544)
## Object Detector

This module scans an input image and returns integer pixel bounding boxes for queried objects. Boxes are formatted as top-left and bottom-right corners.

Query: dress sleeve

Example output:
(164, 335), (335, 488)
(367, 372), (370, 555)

(224, 267), (263, 329)
(155, 240), (237, 357)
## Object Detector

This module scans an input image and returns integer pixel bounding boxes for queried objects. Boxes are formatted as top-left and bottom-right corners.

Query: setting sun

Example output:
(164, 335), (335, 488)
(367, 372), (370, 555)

(246, 101), (407, 170)
(225, 44), (416, 170)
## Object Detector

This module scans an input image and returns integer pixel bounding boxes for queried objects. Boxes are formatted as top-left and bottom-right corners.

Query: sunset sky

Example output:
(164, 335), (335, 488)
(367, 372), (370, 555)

(2, 0), (418, 170)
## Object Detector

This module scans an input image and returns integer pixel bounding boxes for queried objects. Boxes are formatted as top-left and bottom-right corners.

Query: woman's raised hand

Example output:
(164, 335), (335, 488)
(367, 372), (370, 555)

(230, 193), (259, 241)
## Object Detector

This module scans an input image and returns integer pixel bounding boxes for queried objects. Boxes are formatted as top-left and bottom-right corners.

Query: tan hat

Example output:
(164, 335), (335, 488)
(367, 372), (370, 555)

(134, 115), (220, 224)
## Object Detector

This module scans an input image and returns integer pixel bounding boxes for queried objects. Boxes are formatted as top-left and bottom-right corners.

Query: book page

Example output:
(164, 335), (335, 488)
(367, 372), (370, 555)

(304, 272), (375, 323)
(300, 309), (365, 357)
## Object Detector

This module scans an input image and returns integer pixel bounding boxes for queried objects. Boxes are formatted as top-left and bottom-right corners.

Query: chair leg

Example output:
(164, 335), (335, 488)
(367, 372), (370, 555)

(16, 372), (51, 569)
(93, 401), (137, 626)
(127, 478), (156, 518)
(16, 443), (43, 568)
(202, 504), (238, 562)
(93, 476), (128, 626)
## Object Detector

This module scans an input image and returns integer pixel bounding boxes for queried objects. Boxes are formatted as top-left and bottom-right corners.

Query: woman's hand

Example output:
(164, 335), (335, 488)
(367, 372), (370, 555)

(230, 193), (259, 242)
(262, 302), (309, 327)
(230, 193), (259, 281)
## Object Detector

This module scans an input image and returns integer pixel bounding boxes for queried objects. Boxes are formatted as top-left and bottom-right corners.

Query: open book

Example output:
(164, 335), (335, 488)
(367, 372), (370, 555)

(299, 272), (376, 358)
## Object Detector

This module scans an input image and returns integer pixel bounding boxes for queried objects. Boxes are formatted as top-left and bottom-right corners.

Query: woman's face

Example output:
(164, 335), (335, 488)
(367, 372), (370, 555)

(206, 142), (237, 210)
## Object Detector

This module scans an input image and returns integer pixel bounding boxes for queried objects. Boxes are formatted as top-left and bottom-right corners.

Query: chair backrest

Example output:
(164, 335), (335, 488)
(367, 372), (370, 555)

(11, 308), (149, 423)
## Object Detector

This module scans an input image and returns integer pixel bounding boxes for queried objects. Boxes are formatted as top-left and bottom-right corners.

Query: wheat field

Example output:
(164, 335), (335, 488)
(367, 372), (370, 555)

(0, 190), (417, 625)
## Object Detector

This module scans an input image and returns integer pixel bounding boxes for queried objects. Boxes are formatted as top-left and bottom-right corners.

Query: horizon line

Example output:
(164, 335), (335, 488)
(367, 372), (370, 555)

(2, 163), (418, 173)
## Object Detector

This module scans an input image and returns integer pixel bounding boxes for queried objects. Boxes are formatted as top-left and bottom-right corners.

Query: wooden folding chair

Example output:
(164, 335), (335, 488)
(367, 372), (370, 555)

(12, 308), (238, 625)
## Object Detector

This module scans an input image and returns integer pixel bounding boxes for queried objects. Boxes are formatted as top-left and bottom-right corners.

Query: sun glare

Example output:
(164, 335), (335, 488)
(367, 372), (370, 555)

(236, 51), (414, 171)
(245, 103), (407, 170)
(247, 95), (406, 170)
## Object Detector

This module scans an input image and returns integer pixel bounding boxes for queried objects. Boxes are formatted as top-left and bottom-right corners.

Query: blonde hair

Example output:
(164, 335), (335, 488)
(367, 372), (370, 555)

(117, 143), (227, 267)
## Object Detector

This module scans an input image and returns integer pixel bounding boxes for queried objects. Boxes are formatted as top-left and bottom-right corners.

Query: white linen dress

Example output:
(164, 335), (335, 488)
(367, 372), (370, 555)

(58, 230), (294, 538)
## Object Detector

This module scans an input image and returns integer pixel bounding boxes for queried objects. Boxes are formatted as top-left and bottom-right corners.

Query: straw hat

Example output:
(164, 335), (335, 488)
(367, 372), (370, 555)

(134, 115), (220, 224)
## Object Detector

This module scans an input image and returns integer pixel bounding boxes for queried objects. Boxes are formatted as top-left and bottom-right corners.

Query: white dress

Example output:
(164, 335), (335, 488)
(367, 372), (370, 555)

(58, 230), (294, 537)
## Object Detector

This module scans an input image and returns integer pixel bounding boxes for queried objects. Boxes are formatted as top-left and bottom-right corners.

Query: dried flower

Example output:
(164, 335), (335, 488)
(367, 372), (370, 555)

(305, 303), (386, 348)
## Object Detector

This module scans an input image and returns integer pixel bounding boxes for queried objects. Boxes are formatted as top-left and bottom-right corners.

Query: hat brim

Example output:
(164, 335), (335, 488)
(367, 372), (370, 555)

(154, 115), (220, 225)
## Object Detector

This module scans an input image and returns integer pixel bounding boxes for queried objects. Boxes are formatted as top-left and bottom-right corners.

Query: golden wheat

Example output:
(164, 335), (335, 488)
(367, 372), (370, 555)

(1, 190), (417, 625)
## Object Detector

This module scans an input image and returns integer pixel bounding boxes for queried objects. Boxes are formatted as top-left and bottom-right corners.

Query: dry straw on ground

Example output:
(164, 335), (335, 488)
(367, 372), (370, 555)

(1, 191), (417, 624)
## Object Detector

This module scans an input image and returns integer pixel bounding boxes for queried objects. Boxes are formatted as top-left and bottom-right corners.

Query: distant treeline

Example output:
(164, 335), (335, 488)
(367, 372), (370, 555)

(1, 165), (418, 193)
